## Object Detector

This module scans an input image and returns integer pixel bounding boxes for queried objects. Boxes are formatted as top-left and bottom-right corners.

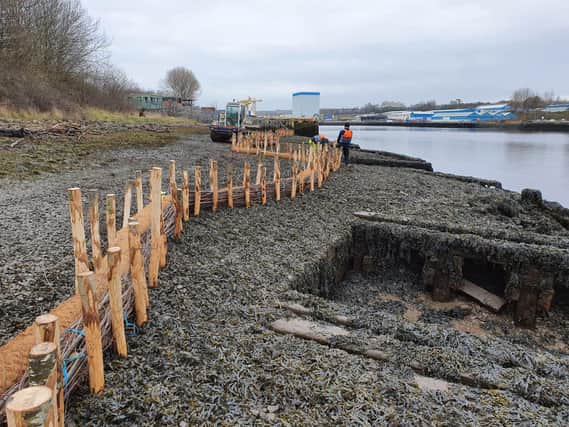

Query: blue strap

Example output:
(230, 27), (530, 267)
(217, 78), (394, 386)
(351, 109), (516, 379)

(62, 353), (85, 386)
(124, 311), (140, 337)
(65, 328), (85, 337)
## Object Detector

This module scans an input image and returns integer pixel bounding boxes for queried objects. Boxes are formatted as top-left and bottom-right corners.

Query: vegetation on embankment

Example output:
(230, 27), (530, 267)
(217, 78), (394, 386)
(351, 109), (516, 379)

(0, 107), (193, 125)
(0, 122), (208, 180)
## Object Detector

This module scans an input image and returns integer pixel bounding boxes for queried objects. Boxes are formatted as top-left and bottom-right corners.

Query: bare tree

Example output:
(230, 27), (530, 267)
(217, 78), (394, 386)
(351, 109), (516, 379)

(0, 0), (134, 111)
(511, 88), (538, 112)
(542, 90), (556, 105)
(164, 67), (201, 102)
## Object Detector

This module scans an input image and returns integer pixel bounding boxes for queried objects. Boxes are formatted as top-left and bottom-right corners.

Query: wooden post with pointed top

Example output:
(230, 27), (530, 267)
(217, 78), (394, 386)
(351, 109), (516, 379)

(177, 189), (184, 231)
(68, 188), (89, 293)
(261, 166), (267, 205)
(6, 386), (54, 427)
(194, 166), (202, 217)
(227, 163), (234, 209)
(87, 190), (103, 274)
(291, 164), (297, 200)
(106, 194), (117, 249)
(135, 171), (143, 213)
(244, 161), (251, 208)
(107, 247), (127, 357)
(210, 160), (218, 213)
(182, 171), (190, 221)
(129, 222), (148, 326)
(160, 200), (167, 268)
(274, 158), (281, 201)
(172, 187), (183, 241)
(148, 167), (162, 288)
(169, 160), (176, 196)
(77, 271), (104, 394)
(255, 159), (263, 185)
(33, 314), (63, 427)
(122, 180), (133, 229)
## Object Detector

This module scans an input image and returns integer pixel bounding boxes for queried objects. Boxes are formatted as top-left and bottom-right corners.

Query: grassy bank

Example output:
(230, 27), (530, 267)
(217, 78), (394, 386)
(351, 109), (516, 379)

(0, 126), (207, 181)
(0, 106), (193, 125)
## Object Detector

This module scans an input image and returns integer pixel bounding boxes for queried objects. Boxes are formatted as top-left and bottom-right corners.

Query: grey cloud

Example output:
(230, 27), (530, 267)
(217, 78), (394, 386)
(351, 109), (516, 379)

(83, 0), (569, 108)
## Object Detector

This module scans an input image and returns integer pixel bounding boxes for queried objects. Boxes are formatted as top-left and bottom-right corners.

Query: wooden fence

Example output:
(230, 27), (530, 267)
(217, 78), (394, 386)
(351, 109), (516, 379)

(0, 130), (342, 425)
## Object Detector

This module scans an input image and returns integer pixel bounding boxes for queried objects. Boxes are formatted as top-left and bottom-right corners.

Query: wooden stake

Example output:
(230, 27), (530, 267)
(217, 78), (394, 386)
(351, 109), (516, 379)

(129, 222), (148, 326)
(135, 171), (143, 213)
(227, 163), (234, 209)
(261, 167), (267, 205)
(106, 194), (117, 248)
(87, 190), (103, 274)
(291, 164), (297, 200)
(182, 171), (190, 221)
(122, 180), (133, 229)
(6, 386), (54, 427)
(28, 342), (58, 427)
(210, 160), (218, 213)
(177, 188), (184, 235)
(173, 187), (183, 241)
(148, 167), (162, 288)
(309, 166), (315, 192)
(107, 247), (127, 357)
(68, 188), (89, 293)
(274, 158), (281, 201)
(77, 271), (104, 394)
(255, 159), (263, 185)
(34, 314), (59, 345)
(244, 161), (251, 208)
(169, 160), (177, 195)
(194, 166), (201, 217)
(33, 314), (63, 427)
(160, 200), (167, 268)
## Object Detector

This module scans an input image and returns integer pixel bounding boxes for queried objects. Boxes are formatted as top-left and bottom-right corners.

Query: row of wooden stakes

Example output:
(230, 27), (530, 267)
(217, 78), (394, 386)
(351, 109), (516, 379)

(2, 138), (342, 426)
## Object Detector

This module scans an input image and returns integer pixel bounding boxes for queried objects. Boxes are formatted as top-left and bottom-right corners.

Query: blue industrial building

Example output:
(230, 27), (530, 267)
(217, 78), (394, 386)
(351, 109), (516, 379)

(544, 103), (569, 113)
(408, 104), (515, 123)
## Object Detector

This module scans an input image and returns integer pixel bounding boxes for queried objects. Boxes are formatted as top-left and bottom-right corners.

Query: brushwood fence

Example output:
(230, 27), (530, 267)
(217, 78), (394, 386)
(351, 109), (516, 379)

(0, 129), (343, 425)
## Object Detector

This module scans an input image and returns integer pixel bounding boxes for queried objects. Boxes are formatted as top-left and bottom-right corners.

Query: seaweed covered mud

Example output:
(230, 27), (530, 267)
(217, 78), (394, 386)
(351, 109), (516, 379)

(1, 135), (569, 424)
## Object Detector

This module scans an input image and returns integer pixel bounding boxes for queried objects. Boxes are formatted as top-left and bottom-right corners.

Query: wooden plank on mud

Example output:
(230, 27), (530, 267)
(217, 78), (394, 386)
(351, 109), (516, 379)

(270, 318), (349, 345)
(458, 279), (506, 312)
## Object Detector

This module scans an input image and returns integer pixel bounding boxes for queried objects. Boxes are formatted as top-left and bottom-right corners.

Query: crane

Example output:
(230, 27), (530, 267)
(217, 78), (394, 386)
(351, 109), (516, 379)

(239, 97), (263, 117)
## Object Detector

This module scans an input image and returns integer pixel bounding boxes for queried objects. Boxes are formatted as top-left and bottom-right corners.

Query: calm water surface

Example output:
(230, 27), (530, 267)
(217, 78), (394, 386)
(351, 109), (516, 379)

(322, 125), (569, 207)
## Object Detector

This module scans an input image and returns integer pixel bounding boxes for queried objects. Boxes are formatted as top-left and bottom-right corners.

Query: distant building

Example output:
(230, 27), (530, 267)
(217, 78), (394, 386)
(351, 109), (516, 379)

(544, 103), (569, 113)
(406, 104), (516, 123)
(129, 94), (163, 111)
(385, 110), (411, 121)
(354, 113), (388, 122)
(292, 92), (320, 118)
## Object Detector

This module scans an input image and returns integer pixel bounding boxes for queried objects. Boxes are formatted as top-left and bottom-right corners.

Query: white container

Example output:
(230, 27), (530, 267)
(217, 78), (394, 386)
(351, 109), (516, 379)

(292, 92), (320, 119)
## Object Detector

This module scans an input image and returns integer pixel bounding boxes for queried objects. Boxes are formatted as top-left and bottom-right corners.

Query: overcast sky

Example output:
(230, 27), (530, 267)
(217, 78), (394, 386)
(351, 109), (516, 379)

(83, 0), (569, 109)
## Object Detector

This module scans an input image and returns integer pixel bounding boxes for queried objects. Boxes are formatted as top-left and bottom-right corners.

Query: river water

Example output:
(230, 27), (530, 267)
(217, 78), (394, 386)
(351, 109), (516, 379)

(321, 125), (569, 207)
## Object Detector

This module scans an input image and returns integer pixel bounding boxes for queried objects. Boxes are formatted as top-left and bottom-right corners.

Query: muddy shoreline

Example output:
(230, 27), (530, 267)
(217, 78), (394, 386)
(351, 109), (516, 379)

(1, 132), (569, 424)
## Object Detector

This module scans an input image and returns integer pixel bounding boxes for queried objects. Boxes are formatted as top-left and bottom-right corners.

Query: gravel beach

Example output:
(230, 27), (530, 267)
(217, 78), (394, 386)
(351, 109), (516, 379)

(1, 134), (569, 425)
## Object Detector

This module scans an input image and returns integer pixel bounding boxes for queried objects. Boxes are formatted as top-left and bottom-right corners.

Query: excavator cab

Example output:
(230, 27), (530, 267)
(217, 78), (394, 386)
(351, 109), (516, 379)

(225, 102), (245, 127)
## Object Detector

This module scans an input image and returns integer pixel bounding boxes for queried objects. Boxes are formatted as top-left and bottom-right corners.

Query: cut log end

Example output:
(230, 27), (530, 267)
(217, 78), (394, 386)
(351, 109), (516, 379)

(6, 385), (52, 414)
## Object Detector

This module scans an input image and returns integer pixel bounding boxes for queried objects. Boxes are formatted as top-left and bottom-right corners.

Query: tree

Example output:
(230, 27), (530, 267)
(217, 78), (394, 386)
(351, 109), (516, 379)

(0, 0), (133, 110)
(360, 102), (378, 114)
(511, 88), (542, 112)
(380, 100), (406, 111)
(542, 90), (556, 105)
(411, 100), (437, 111)
(164, 67), (200, 102)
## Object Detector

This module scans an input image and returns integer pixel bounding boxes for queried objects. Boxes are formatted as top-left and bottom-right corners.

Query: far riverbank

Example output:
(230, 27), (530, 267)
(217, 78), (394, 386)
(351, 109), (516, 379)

(322, 120), (569, 133)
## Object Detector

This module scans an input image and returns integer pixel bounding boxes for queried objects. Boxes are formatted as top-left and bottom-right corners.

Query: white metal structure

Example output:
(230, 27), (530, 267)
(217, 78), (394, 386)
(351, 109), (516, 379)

(292, 92), (320, 118)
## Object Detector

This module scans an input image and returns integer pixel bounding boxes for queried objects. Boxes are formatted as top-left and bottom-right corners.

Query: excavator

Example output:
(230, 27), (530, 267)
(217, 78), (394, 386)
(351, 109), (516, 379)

(209, 98), (263, 143)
